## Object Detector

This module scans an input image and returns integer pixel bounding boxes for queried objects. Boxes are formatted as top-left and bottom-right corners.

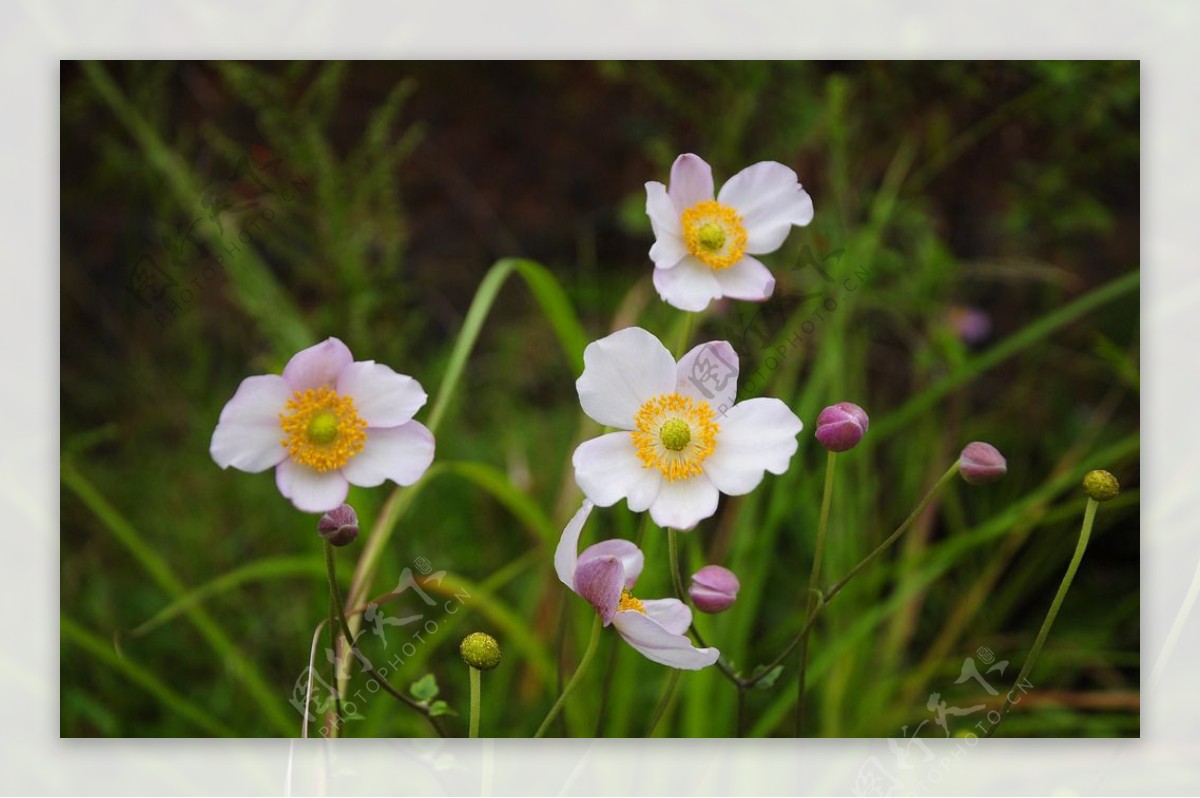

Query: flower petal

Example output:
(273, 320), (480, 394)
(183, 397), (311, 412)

(274, 459), (350, 513)
(648, 474), (720, 531)
(573, 432), (662, 509)
(210, 374), (290, 473)
(676, 340), (739, 414)
(704, 398), (803, 496)
(640, 598), (692, 636)
(712, 255), (776, 303)
(668, 153), (714, 214)
(574, 555), (625, 626)
(717, 162), (814, 254)
(579, 540), (644, 589)
(283, 337), (354, 391)
(649, 230), (689, 271)
(340, 421), (435, 489)
(336, 361), (427, 428)
(554, 500), (594, 590)
(645, 180), (682, 240)
(576, 327), (676, 428)
(652, 255), (722, 312)
(612, 610), (719, 670)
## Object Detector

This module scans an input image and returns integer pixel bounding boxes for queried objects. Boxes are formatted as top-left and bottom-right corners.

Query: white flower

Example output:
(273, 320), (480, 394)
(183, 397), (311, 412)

(572, 327), (803, 530)
(210, 337), (434, 513)
(555, 500), (719, 670)
(645, 153), (814, 312)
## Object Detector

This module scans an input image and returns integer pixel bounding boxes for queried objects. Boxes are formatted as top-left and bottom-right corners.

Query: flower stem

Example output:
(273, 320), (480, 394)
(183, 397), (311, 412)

(796, 449), (837, 735)
(327, 593), (343, 738)
(667, 528), (687, 601)
(986, 497), (1099, 738)
(675, 313), (696, 358)
(534, 614), (603, 738)
(468, 666), (482, 738)
(741, 461), (961, 689)
(645, 667), (682, 736)
(324, 540), (446, 737)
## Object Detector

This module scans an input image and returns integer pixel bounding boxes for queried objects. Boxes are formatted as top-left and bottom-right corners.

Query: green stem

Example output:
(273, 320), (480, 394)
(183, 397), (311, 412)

(469, 666), (482, 738)
(667, 528), (687, 601)
(796, 449), (837, 735)
(645, 668), (682, 737)
(986, 498), (1098, 737)
(534, 615), (603, 738)
(327, 592), (343, 738)
(742, 461), (960, 688)
(675, 312), (696, 358)
(324, 540), (446, 737)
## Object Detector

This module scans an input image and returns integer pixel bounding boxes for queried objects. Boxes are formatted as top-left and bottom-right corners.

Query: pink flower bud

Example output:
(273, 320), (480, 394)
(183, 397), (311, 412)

(689, 565), (740, 614)
(815, 402), (869, 452)
(959, 442), (1007, 485)
(317, 503), (359, 547)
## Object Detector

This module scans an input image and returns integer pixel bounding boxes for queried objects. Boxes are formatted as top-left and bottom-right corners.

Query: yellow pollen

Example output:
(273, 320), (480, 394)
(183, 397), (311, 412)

(618, 590), (645, 614)
(682, 200), (747, 270)
(630, 392), (719, 482)
(279, 386), (367, 472)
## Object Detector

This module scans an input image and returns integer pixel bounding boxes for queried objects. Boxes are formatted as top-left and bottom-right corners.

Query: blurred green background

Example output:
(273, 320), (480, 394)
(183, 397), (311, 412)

(60, 61), (1139, 738)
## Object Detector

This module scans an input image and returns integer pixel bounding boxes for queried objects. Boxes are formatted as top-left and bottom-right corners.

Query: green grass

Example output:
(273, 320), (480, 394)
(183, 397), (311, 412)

(60, 60), (1139, 737)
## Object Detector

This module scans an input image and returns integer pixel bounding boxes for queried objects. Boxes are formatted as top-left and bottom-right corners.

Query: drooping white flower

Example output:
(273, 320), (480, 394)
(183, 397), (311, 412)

(555, 500), (719, 670)
(645, 153), (814, 311)
(210, 337), (434, 513)
(572, 327), (803, 531)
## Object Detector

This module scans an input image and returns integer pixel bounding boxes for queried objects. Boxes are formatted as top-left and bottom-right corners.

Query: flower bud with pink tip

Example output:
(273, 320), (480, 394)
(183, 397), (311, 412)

(689, 565), (740, 614)
(815, 402), (869, 453)
(318, 503), (359, 546)
(959, 442), (1007, 485)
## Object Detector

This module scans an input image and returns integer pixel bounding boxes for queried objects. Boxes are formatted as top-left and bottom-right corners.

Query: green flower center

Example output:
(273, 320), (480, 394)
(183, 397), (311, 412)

(660, 418), (692, 452)
(696, 222), (726, 253)
(307, 410), (340, 445)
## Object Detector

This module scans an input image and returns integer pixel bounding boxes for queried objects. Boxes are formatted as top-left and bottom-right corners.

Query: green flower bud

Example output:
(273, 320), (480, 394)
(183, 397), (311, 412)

(459, 632), (501, 671)
(1082, 470), (1120, 502)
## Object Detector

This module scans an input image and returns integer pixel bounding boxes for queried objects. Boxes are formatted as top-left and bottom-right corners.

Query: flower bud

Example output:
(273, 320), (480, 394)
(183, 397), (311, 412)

(815, 402), (869, 452)
(688, 565), (740, 614)
(317, 503), (359, 547)
(459, 632), (502, 671)
(959, 442), (1007, 485)
(1082, 470), (1120, 502)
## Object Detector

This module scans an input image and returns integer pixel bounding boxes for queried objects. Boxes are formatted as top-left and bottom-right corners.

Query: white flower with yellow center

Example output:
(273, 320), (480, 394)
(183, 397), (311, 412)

(210, 337), (434, 513)
(572, 327), (803, 531)
(645, 153), (815, 312)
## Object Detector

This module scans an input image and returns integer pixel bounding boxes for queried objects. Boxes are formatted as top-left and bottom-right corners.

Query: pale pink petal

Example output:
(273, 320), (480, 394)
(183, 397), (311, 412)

(648, 475), (720, 531)
(576, 327), (676, 428)
(579, 540), (644, 589)
(340, 421), (434, 489)
(712, 255), (776, 302)
(676, 340), (739, 414)
(612, 610), (719, 670)
(573, 432), (661, 509)
(640, 598), (693, 635)
(704, 398), (803, 496)
(574, 555), (625, 626)
(668, 153), (715, 214)
(645, 181), (682, 239)
(283, 337), (354, 391)
(649, 230), (689, 271)
(274, 459), (350, 513)
(652, 256), (722, 312)
(336, 361), (427, 428)
(210, 374), (290, 473)
(554, 500), (594, 589)
(717, 162), (814, 254)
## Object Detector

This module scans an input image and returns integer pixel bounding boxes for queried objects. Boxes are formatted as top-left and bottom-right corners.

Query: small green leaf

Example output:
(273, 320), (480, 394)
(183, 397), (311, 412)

(752, 665), (784, 690)
(428, 700), (455, 717)
(409, 674), (439, 702)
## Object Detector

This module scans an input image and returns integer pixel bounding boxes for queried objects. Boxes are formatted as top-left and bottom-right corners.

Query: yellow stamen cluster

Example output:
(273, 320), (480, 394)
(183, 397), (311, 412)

(618, 589), (645, 614)
(681, 200), (747, 270)
(279, 386), (367, 472)
(630, 392), (719, 482)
